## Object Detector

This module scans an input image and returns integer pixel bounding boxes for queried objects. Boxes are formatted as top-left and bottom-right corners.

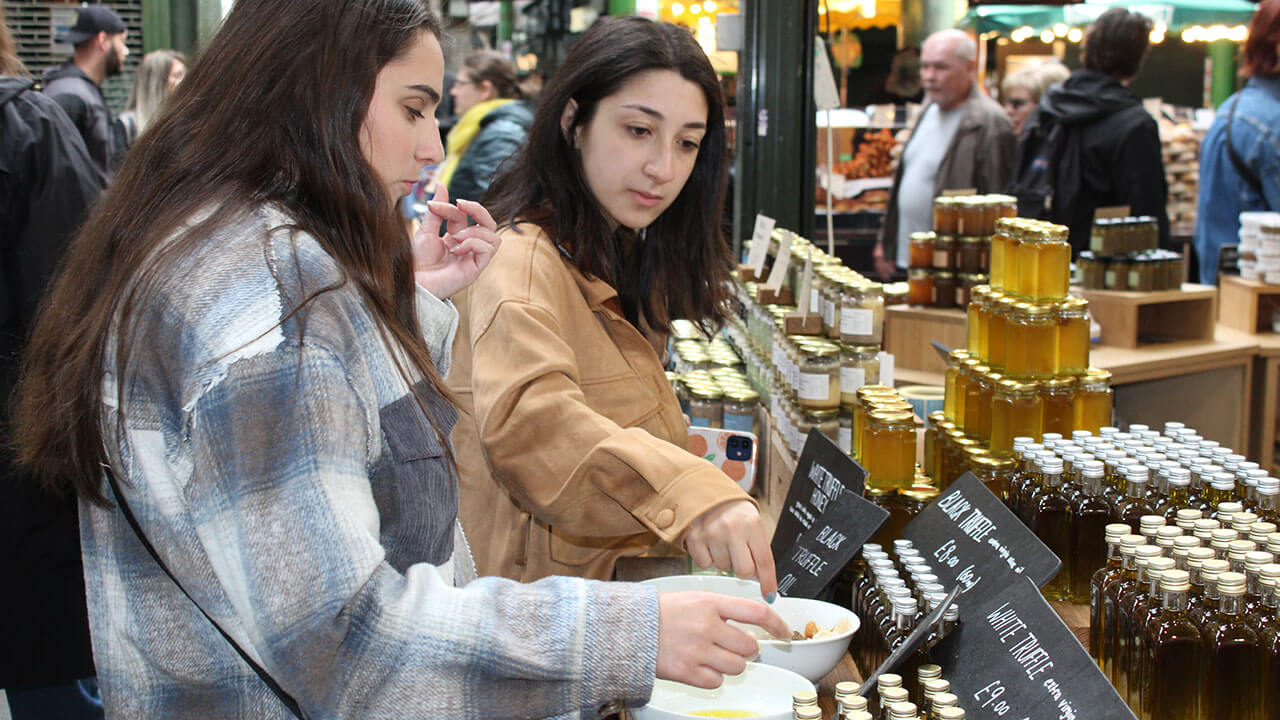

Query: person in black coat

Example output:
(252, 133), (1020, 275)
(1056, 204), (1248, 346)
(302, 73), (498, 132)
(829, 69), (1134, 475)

(1009, 8), (1169, 254)
(1, 20), (106, 715)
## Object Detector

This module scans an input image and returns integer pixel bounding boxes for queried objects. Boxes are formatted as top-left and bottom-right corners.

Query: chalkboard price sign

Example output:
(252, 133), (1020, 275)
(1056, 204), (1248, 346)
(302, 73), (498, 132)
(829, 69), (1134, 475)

(901, 472), (1062, 603)
(770, 430), (888, 599)
(930, 576), (1136, 720)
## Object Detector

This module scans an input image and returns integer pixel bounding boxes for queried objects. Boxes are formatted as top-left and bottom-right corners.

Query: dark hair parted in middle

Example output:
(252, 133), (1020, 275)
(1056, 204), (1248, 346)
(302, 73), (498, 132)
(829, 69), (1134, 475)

(483, 16), (732, 330)
(1083, 8), (1153, 80)
(462, 50), (521, 99)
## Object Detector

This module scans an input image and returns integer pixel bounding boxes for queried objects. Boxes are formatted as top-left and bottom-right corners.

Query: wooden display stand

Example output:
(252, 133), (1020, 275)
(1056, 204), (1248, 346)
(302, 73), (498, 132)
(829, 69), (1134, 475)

(1076, 284), (1217, 349)
(1251, 334), (1280, 475)
(882, 305), (967, 375)
(1218, 274), (1280, 334)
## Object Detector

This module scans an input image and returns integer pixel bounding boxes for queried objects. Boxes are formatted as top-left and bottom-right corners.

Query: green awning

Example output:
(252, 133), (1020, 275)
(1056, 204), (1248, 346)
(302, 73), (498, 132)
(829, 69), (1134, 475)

(961, 0), (1257, 33)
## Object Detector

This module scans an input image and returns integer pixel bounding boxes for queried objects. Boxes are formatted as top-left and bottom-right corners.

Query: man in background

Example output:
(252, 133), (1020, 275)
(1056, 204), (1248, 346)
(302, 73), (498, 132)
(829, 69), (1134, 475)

(875, 29), (1015, 278)
(43, 4), (128, 176)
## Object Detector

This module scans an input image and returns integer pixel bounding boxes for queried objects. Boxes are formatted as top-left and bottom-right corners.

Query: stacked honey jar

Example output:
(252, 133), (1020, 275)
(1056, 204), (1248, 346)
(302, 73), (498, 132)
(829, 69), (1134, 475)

(927, 216), (1112, 488)
(1076, 216), (1186, 291)
(667, 319), (761, 438)
(905, 194), (1016, 308)
(725, 230), (889, 463)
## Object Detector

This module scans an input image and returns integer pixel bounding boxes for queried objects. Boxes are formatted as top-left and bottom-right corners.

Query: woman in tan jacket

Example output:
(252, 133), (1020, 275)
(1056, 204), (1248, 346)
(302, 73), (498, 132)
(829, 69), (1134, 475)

(448, 17), (777, 599)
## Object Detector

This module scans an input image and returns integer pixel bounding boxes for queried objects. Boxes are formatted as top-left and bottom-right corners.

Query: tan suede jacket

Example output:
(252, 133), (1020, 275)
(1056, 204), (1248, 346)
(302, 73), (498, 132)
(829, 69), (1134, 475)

(449, 223), (754, 581)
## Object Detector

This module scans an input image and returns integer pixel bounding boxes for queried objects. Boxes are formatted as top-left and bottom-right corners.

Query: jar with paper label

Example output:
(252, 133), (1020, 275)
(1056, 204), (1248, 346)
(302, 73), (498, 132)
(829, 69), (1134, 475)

(1040, 376), (1076, 437)
(932, 235), (957, 271)
(958, 273), (986, 307)
(958, 236), (987, 274)
(1078, 251), (1105, 289)
(990, 379), (1043, 456)
(933, 197), (958, 235)
(932, 271), (958, 309)
(956, 197), (982, 236)
(907, 268), (934, 306)
(840, 344), (879, 404)
(1105, 257), (1131, 291)
(1074, 368), (1113, 434)
(1128, 255), (1157, 292)
(841, 281), (884, 344)
(909, 232), (935, 269)
(1006, 303), (1056, 378)
(863, 410), (917, 491)
(1054, 297), (1090, 375)
(838, 404), (855, 454)
(819, 267), (842, 339)
(803, 408), (840, 445)
(796, 340), (841, 410)
(687, 383), (723, 428)
(943, 350), (969, 424)
(722, 386), (759, 435)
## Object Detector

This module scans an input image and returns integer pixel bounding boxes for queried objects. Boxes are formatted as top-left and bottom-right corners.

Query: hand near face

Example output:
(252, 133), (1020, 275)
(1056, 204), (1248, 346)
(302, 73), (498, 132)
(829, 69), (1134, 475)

(412, 183), (501, 299)
(684, 499), (779, 600)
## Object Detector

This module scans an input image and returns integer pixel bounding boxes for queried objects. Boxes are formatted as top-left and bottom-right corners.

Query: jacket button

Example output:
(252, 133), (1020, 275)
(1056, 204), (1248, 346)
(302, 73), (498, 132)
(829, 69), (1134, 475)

(655, 508), (676, 529)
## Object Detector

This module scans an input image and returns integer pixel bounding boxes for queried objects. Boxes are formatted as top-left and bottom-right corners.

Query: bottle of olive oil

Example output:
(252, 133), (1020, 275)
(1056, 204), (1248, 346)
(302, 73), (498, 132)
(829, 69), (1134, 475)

(1116, 466), (1156, 527)
(1104, 535), (1147, 684)
(1260, 582), (1280, 720)
(1032, 455), (1073, 601)
(1202, 571), (1264, 719)
(1006, 442), (1044, 520)
(1248, 566), (1280, 632)
(1072, 462), (1114, 604)
(1145, 569), (1203, 720)
(1132, 557), (1176, 716)
(1192, 560), (1231, 627)
(1159, 468), (1193, 521)
(1090, 523), (1132, 670)
(1244, 554), (1277, 622)
(1115, 546), (1164, 701)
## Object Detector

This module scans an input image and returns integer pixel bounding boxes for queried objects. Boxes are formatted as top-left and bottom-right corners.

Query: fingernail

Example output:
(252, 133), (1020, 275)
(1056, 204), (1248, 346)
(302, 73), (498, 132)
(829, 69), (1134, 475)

(765, 592), (776, 604)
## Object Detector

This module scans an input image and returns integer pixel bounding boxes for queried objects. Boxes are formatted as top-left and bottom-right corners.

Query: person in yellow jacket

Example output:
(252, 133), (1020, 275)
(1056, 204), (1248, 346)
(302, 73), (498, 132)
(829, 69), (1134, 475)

(438, 51), (531, 204)
(447, 17), (778, 599)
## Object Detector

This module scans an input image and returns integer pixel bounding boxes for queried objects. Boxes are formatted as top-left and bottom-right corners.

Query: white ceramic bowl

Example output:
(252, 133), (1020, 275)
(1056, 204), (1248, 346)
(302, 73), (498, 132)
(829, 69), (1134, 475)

(640, 575), (859, 682)
(632, 661), (814, 720)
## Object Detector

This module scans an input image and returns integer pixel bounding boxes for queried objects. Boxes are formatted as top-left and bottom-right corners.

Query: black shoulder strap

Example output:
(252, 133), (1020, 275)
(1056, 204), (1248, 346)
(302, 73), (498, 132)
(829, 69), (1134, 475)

(102, 465), (309, 719)
(1225, 94), (1266, 202)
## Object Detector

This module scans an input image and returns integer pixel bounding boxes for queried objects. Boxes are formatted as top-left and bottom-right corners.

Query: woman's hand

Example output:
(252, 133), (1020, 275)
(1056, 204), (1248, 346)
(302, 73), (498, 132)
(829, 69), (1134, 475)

(412, 183), (502, 299)
(684, 499), (779, 601)
(656, 591), (790, 689)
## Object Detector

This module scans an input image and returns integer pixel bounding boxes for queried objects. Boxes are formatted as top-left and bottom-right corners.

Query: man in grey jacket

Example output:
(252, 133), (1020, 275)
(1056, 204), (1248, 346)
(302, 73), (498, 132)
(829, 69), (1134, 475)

(42, 5), (129, 177)
(875, 29), (1015, 278)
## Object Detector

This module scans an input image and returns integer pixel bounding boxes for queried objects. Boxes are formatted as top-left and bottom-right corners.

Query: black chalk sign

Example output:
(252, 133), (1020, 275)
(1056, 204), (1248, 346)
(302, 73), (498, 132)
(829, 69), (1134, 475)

(901, 472), (1062, 603)
(771, 430), (888, 599)
(930, 575), (1136, 720)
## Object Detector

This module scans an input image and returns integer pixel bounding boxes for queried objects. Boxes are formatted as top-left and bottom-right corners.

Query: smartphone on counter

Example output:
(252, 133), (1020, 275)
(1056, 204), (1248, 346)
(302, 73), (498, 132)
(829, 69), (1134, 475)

(688, 427), (759, 493)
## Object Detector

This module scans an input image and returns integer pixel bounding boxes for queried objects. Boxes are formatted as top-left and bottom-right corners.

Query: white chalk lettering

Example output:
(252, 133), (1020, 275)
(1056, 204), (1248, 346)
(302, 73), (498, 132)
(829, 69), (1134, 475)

(816, 525), (847, 551)
(958, 507), (997, 542)
(810, 486), (830, 513)
(938, 491), (971, 521)
(934, 538), (960, 568)
(790, 546), (829, 576)
(1009, 634), (1055, 680)
(985, 602), (1027, 643)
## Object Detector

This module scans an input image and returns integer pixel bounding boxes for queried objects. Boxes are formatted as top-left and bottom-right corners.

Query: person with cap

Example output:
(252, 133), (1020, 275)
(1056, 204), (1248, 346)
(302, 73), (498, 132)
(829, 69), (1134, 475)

(43, 4), (129, 176)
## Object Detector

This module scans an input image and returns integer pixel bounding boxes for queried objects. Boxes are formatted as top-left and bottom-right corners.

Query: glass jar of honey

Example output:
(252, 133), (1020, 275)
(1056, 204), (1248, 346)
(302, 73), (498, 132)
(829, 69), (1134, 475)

(819, 268), (842, 339)
(967, 285), (987, 357)
(1077, 251), (1105, 290)
(907, 268), (934, 306)
(796, 340), (841, 410)
(990, 379), (1044, 456)
(898, 484), (941, 520)
(958, 236), (987, 274)
(933, 235), (957, 271)
(1128, 255), (1157, 292)
(991, 218), (1015, 290)
(1105, 257), (1131, 291)
(840, 344), (880, 404)
(722, 386), (760, 435)
(863, 410), (918, 491)
(933, 197), (958, 235)
(976, 370), (1003, 445)
(945, 436), (979, 487)
(909, 232), (936, 270)
(944, 349), (969, 424)
(1040, 376), (1076, 437)
(1054, 298), (1090, 375)
(840, 281), (884, 345)
(925, 411), (946, 480)
(1006, 302), (1056, 378)
(853, 385), (899, 460)
(962, 362), (988, 435)
(970, 453), (1019, 503)
(1029, 223), (1071, 300)
(955, 197), (983, 237)
(803, 408), (840, 445)
(687, 383), (724, 428)
(958, 273), (987, 307)
(985, 294), (1010, 370)
(933, 271), (959, 309)
(1074, 368), (1113, 434)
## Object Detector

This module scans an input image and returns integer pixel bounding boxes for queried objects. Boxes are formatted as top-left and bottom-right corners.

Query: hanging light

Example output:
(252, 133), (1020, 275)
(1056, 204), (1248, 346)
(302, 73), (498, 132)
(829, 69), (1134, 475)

(671, 2), (685, 17)
(704, 0), (717, 11)
(1053, 23), (1069, 37)
(1228, 25), (1249, 42)
(689, 2), (702, 14)
(1067, 27), (1083, 42)
(1040, 29), (1055, 43)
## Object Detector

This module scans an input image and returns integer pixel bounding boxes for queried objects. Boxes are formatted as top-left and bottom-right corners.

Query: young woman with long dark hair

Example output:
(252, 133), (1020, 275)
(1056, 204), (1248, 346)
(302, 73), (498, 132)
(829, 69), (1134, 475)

(449, 17), (778, 597)
(11, 1), (784, 715)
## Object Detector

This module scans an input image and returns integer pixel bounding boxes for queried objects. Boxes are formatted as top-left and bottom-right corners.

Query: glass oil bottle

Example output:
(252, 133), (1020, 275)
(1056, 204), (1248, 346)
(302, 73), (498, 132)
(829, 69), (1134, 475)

(1115, 465), (1155, 527)
(1131, 557), (1176, 715)
(1031, 455), (1073, 601)
(1091, 523), (1132, 669)
(1144, 569), (1204, 720)
(1201, 571), (1264, 720)
(1103, 534), (1146, 682)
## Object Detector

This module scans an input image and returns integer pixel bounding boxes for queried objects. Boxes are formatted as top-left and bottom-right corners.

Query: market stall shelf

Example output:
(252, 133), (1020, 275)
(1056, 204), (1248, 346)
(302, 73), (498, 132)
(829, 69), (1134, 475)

(1249, 333), (1280, 476)
(882, 306), (966, 377)
(1076, 284), (1217, 349)
(1218, 274), (1280, 334)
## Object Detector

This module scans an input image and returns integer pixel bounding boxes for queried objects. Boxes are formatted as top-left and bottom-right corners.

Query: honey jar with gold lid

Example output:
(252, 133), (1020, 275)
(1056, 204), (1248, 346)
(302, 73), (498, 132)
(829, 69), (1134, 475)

(863, 410), (917, 491)
(1074, 368), (1113, 434)
(1040, 376), (1077, 437)
(990, 379), (1044, 457)
(1005, 302), (1056, 378)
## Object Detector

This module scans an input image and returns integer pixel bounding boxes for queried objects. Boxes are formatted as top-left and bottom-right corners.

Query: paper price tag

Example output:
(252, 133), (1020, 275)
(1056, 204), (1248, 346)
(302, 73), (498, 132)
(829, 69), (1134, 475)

(763, 230), (793, 291)
(798, 255), (814, 315)
(746, 214), (775, 278)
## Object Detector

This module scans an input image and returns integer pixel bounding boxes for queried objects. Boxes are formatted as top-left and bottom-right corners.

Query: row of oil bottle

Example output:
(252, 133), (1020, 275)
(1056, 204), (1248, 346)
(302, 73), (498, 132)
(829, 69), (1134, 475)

(790, 668), (970, 720)
(1091, 512), (1280, 719)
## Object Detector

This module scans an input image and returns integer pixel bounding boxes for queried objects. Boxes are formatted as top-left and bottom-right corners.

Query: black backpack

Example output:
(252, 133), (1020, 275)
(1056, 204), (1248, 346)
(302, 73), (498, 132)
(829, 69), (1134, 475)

(1007, 112), (1081, 223)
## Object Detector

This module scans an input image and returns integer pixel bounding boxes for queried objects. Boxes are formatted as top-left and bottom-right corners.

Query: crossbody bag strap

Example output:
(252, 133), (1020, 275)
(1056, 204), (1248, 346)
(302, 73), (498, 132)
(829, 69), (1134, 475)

(1225, 93), (1267, 202)
(102, 465), (309, 719)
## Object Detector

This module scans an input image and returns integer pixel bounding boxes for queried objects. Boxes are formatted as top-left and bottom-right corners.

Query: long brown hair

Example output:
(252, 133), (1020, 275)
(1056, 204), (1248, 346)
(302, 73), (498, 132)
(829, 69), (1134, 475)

(1241, 0), (1280, 78)
(0, 3), (29, 77)
(12, 0), (446, 505)
(483, 17), (732, 331)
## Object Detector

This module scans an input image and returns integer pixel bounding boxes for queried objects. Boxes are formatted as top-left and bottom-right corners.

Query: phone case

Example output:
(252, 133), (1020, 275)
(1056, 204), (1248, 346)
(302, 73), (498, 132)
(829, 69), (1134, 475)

(688, 427), (759, 493)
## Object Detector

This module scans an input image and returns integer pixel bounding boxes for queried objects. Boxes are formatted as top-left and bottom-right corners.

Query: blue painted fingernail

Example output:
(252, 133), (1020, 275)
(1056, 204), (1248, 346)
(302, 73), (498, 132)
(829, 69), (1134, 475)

(765, 592), (777, 604)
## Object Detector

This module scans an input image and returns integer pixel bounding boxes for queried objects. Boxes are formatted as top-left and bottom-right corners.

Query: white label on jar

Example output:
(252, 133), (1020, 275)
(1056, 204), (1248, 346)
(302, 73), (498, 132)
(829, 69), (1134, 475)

(841, 366), (866, 392)
(822, 298), (835, 326)
(798, 372), (831, 401)
(838, 426), (852, 453)
(841, 308), (874, 336)
(810, 288), (821, 314)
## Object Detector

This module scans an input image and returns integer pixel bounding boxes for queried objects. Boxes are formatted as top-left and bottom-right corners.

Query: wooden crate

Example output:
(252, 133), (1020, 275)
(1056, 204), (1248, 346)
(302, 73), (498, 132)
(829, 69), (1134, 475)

(1076, 284), (1217, 349)
(883, 305), (967, 375)
(1218, 274), (1280, 334)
